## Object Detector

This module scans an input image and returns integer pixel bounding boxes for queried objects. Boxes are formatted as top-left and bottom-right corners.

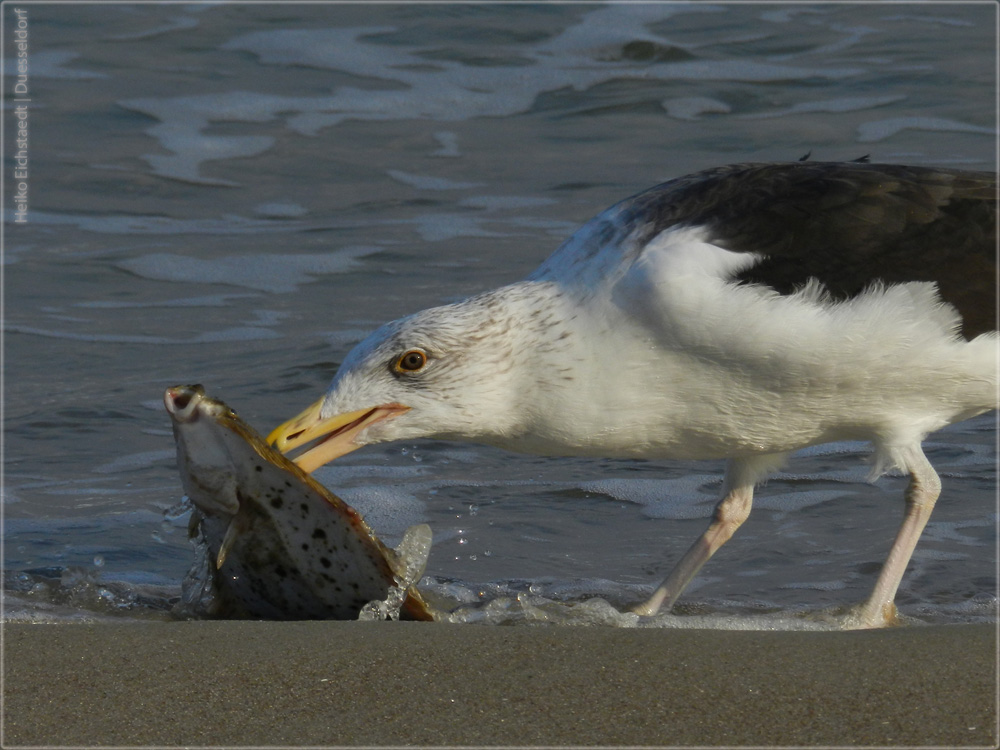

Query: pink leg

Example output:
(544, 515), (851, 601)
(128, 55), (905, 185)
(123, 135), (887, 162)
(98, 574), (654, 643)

(633, 456), (779, 617)
(852, 446), (941, 628)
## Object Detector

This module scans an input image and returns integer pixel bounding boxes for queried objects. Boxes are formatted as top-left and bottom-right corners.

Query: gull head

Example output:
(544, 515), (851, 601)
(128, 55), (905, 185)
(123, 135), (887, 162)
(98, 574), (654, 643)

(268, 290), (535, 472)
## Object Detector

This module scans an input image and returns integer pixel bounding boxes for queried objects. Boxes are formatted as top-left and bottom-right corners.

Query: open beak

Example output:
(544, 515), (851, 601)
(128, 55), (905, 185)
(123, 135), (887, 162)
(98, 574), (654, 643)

(267, 398), (410, 473)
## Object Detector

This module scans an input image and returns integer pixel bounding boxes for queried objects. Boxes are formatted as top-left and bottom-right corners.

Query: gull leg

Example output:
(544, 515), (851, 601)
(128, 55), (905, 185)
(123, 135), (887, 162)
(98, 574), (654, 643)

(852, 446), (941, 628)
(633, 456), (779, 617)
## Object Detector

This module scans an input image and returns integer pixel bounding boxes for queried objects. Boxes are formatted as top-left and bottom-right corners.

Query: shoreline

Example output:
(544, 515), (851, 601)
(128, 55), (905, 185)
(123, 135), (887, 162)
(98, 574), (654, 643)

(3, 620), (997, 747)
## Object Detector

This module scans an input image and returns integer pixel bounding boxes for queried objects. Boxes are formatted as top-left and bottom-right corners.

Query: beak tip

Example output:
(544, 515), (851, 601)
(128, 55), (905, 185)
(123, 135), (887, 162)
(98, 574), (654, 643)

(268, 402), (408, 472)
(267, 398), (327, 453)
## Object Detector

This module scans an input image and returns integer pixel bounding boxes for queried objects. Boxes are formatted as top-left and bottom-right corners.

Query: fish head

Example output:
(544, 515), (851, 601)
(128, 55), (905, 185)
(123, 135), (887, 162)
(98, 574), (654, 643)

(164, 384), (244, 518)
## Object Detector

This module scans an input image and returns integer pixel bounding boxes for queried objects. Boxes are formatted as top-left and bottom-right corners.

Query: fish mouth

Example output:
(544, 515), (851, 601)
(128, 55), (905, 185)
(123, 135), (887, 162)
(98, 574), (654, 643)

(165, 384), (236, 425)
(267, 399), (410, 473)
(164, 384), (207, 423)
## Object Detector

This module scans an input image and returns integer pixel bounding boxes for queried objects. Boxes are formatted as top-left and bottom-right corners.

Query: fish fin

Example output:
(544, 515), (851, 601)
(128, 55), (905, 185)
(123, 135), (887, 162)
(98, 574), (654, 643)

(390, 523), (433, 586)
(187, 504), (202, 538)
(216, 517), (240, 569)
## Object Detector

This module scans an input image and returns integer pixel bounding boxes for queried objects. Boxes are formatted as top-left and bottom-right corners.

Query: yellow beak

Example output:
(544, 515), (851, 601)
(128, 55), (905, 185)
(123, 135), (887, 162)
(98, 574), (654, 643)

(267, 398), (410, 473)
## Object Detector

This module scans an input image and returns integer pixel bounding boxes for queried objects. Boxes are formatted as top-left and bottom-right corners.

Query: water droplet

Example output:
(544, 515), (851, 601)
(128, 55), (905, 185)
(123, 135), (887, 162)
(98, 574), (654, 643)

(163, 500), (191, 524)
(468, 504), (479, 516)
(93, 555), (105, 568)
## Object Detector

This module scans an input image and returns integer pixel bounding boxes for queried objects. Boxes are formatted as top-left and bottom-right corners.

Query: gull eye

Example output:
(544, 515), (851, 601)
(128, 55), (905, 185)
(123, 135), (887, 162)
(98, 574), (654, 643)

(394, 349), (427, 374)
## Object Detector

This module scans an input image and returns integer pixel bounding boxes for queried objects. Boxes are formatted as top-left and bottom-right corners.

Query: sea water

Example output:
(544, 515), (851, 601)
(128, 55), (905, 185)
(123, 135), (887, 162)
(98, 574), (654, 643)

(3, 2), (996, 627)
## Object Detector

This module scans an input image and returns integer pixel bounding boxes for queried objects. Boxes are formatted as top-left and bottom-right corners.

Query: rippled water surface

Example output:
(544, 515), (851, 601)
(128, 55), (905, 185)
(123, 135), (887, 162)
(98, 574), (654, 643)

(3, 2), (996, 625)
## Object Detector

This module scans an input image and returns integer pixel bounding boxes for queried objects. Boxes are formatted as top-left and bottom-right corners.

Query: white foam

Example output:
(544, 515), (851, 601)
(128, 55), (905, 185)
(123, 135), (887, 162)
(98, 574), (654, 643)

(883, 14), (975, 27)
(387, 170), (485, 191)
(119, 6), (865, 183)
(769, 22), (877, 61)
(857, 116), (996, 143)
(650, 59), (861, 82)
(116, 246), (381, 293)
(21, 209), (287, 235)
(429, 584), (850, 630)
(15, 50), (105, 79)
(919, 517), (998, 546)
(532, 3), (719, 57)
(402, 213), (506, 242)
(6, 323), (281, 345)
(120, 92), (319, 184)
(458, 196), (557, 211)
(75, 294), (257, 309)
(222, 26), (414, 76)
(927, 594), (998, 622)
(661, 96), (731, 121)
(92, 450), (176, 475)
(4, 325), (178, 345)
(322, 329), (376, 348)
(741, 94), (907, 119)
(754, 488), (856, 513)
(107, 14), (200, 41)
(578, 476), (718, 520)
(431, 131), (460, 158)
(759, 8), (827, 24)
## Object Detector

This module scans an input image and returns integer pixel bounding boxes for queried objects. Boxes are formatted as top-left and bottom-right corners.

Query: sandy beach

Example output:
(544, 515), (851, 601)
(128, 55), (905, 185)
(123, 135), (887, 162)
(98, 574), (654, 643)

(3, 620), (996, 747)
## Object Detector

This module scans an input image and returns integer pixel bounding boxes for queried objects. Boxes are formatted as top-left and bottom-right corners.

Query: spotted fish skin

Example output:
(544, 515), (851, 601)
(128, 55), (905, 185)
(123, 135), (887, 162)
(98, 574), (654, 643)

(165, 384), (434, 621)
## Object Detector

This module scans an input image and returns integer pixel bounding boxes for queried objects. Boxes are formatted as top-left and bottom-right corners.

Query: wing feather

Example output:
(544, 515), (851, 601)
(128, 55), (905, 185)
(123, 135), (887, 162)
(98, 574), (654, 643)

(533, 161), (996, 338)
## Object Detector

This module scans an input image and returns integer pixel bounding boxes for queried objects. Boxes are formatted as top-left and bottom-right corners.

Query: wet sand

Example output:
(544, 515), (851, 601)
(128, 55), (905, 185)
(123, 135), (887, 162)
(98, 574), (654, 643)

(3, 621), (996, 747)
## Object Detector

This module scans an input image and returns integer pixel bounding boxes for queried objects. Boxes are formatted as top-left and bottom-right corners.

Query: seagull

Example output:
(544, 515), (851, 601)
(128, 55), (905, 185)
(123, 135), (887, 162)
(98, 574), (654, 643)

(269, 161), (998, 627)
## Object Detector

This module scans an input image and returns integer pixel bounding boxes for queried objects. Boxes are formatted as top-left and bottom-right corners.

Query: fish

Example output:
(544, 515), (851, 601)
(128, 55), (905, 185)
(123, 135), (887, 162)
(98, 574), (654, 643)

(164, 384), (435, 621)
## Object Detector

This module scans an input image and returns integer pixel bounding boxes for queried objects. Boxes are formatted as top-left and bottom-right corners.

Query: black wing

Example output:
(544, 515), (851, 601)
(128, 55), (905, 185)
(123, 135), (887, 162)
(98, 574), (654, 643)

(623, 162), (996, 338)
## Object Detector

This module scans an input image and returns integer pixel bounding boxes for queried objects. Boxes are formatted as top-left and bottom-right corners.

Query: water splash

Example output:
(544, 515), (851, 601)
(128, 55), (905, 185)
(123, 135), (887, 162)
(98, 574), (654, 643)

(2, 566), (180, 622)
(359, 523), (433, 621)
